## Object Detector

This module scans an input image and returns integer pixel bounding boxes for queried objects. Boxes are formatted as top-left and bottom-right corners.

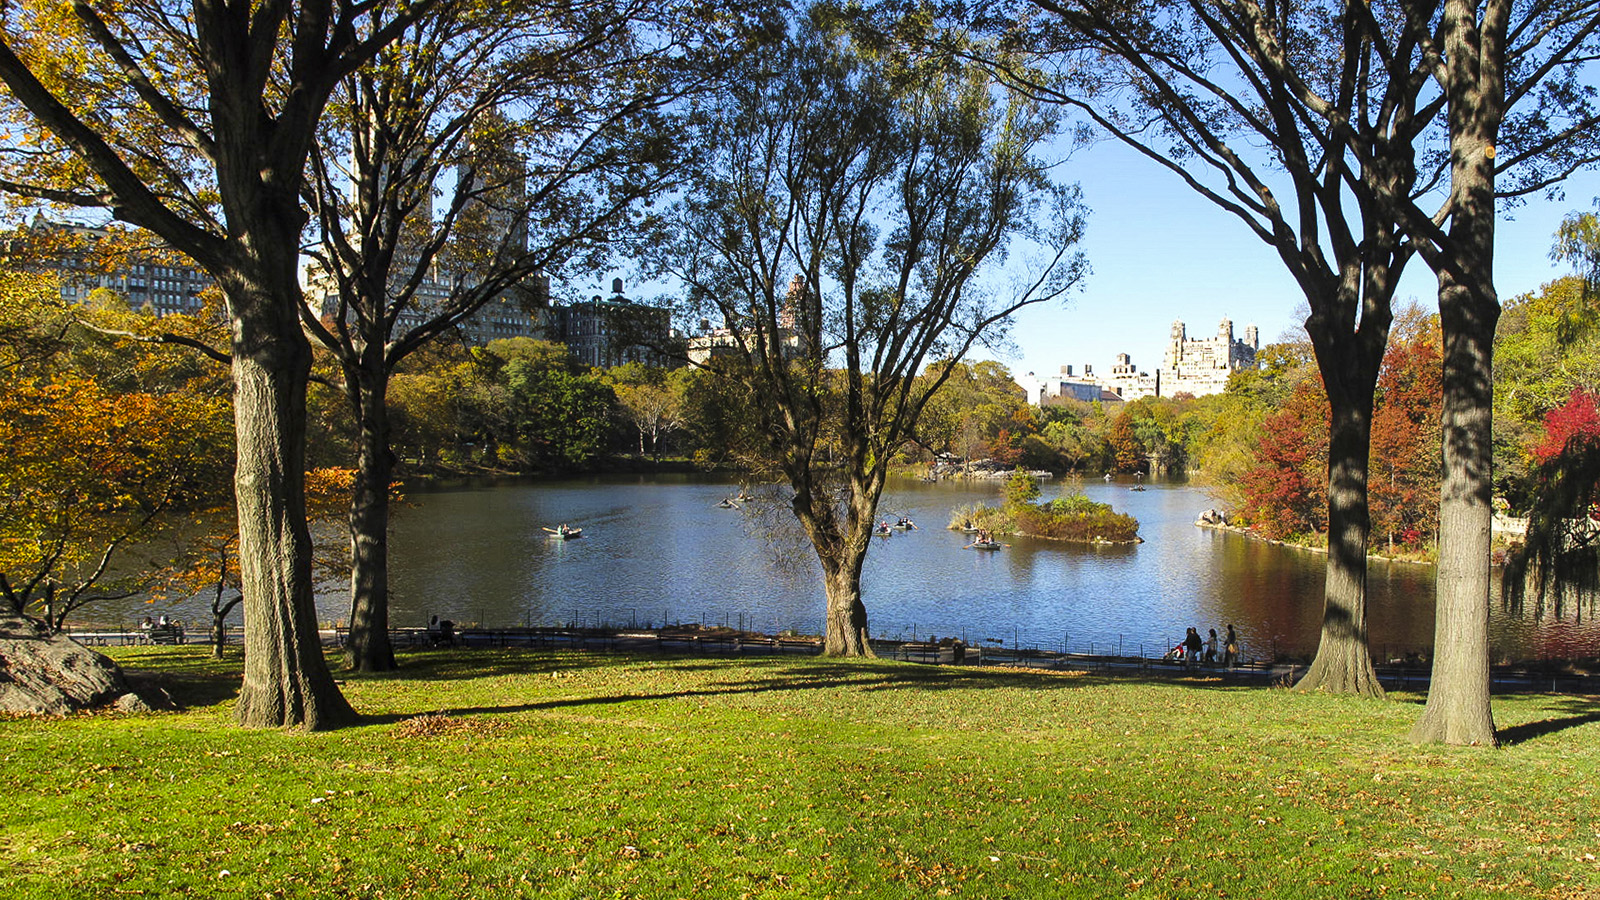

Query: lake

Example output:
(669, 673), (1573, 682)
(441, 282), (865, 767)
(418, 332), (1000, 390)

(367, 474), (1598, 663)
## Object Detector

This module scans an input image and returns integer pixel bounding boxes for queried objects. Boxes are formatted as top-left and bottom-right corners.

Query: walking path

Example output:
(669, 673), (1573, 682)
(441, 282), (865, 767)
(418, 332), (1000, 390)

(67, 623), (1599, 694)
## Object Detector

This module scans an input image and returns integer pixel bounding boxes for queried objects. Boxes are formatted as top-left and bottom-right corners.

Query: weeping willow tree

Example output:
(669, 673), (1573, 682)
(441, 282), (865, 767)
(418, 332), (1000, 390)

(1502, 388), (1600, 623)
(1503, 212), (1600, 624)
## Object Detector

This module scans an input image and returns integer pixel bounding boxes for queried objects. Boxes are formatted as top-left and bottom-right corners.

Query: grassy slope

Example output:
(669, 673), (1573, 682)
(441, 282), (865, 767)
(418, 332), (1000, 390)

(2, 648), (1597, 899)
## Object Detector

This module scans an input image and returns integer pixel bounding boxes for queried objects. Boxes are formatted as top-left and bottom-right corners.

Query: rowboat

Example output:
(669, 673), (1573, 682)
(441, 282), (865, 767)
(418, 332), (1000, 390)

(966, 541), (1002, 551)
(545, 526), (583, 539)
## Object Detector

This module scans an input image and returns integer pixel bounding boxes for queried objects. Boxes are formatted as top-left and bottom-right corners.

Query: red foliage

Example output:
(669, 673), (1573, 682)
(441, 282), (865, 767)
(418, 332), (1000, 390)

(1532, 388), (1600, 463)
(1240, 378), (1328, 538)
(1240, 330), (1444, 549)
(988, 428), (1023, 466)
(1369, 339), (1442, 547)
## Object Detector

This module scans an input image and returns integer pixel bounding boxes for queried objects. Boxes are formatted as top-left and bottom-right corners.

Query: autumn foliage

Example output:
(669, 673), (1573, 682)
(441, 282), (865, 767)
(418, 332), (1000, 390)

(1107, 410), (1143, 473)
(1239, 378), (1329, 539)
(0, 371), (232, 627)
(1369, 339), (1444, 548)
(1520, 388), (1600, 528)
(1236, 329), (1442, 547)
(1530, 388), (1600, 464)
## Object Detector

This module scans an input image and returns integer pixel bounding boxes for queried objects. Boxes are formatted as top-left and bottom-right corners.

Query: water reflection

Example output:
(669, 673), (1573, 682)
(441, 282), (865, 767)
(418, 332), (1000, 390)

(371, 474), (1597, 662)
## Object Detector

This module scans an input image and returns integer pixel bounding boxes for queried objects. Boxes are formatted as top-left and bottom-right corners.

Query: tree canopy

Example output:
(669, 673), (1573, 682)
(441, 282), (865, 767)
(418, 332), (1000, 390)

(649, 2), (1086, 654)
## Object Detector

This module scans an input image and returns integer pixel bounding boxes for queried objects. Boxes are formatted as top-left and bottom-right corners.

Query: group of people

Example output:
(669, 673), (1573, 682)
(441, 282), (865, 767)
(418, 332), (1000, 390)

(138, 615), (184, 644)
(1171, 624), (1240, 668)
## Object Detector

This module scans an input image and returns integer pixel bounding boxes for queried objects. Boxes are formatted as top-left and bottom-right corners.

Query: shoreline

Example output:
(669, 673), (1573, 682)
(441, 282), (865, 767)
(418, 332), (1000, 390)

(1194, 519), (1435, 565)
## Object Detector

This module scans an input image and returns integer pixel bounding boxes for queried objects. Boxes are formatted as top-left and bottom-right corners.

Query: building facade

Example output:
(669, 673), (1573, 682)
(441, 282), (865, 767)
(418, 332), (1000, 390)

(1104, 352), (1162, 401)
(1019, 365), (1126, 407)
(17, 217), (212, 316)
(550, 279), (676, 368)
(1159, 318), (1259, 397)
(303, 261), (550, 347)
(684, 274), (808, 367)
(1021, 316), (1259, 405)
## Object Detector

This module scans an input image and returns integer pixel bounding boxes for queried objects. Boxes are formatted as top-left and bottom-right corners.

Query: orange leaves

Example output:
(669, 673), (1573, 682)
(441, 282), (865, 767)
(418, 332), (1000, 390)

(1370, 338), (1443, 548)
(1240, 378), (1329, 540)
(1239, 326), (1444, 548)
(0, 367), (232, 615)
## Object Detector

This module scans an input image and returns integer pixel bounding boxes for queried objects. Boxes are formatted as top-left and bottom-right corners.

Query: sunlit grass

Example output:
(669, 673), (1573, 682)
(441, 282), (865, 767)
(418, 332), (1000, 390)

(3, 647), (1597, 898)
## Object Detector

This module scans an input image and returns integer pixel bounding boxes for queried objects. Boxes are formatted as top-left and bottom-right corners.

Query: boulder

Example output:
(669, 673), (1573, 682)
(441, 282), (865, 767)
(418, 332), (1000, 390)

(0, 616), (165, 715)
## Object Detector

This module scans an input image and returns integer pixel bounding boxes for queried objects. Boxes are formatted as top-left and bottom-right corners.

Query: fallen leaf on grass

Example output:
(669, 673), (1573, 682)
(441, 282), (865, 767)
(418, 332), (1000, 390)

(392, 713), (508, 740)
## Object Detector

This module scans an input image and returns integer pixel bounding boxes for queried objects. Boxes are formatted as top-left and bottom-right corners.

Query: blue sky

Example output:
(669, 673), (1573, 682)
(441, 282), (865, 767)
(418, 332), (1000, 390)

(997, 140), (1600, 382)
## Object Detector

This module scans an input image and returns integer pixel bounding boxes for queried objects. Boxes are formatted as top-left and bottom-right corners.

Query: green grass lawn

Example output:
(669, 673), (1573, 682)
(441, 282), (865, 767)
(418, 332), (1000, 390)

(3, 648), (1597, 899)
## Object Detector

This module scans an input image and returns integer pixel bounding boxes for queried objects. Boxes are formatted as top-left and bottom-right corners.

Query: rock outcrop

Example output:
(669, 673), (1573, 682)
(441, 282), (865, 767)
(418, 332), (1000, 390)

(0, 616), (167, 715)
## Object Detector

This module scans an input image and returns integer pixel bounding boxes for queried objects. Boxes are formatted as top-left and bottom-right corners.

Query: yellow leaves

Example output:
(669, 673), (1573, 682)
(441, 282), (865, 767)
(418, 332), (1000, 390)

(0, 364), (232, 594)
(305, 466), (355, 497)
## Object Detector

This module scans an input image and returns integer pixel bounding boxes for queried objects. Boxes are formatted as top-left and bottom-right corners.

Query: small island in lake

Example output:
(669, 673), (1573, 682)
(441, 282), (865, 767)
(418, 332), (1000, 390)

(948, 470), (1141, 545)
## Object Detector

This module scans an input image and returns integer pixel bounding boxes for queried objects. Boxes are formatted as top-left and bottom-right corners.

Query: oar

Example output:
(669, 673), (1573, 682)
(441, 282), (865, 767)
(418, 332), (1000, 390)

(542, 526), (559, 533)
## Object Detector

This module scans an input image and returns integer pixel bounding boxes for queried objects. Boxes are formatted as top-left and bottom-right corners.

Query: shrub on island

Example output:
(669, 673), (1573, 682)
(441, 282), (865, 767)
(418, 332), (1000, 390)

(948, 470), (1140, 544)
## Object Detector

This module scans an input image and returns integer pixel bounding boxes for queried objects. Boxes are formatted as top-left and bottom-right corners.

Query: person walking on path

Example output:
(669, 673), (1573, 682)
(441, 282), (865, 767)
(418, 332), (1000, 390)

(1205, 628), (1218, 665)
(1223, 624), (1239, 669)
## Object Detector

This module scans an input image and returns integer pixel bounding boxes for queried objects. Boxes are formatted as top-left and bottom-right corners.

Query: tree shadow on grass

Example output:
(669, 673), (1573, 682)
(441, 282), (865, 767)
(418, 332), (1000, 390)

(114, 644), (1395, 727)
(1493, 695), (1600, 745)
(376, 646), (1364, 714)
(108, 646), (244, 709)
(380, 650), (609, 681)
(374, 655), (1219, 724)
(124, 668), (243, 709)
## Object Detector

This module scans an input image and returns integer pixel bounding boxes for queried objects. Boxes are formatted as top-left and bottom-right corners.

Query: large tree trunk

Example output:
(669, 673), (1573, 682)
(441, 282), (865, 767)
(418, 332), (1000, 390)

(229, 270), (357, 730)
(792, 479), (877, 657)
(1294, 262), (1394, 697)
(1295, 383), (1385, 696)
(822, 562), (874, 656)
(1410, 0), (1503, 745)
(1412, 270), (1500, 744)
(344, 365), (398, 672)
